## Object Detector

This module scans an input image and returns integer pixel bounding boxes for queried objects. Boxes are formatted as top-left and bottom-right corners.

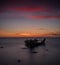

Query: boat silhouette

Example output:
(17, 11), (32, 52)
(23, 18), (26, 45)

(24, 38), (46, 49)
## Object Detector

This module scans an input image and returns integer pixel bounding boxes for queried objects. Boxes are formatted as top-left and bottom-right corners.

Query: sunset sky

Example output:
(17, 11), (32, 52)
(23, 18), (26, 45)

(0, 0), (60, 37)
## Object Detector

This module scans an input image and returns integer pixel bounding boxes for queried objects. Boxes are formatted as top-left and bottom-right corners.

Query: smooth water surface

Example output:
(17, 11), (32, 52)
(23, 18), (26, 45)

(0, 37), (60, 65)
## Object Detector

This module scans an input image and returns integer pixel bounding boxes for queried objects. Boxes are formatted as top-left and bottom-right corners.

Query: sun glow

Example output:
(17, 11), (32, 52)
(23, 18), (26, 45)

(20, 33), (32, 36)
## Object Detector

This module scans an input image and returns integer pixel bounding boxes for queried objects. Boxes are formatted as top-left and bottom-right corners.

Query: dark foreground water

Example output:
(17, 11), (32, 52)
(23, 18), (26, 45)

(0, 37), (60, 65)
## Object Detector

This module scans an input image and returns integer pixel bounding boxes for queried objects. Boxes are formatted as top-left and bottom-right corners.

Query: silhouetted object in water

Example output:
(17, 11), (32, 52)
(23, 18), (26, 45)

(0, 46), (3, 48)
(24, 38), (46, 50)
(17, 59), (21, 63)
(32, 51), (38, 53)
(46, 48), (48, 51)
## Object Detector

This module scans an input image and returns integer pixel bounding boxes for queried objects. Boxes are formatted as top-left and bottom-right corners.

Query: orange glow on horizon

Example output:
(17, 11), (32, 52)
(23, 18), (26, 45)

(20, 33), (32, 36)
(0, 32), (60, 37)
(0, 29), (60, 37)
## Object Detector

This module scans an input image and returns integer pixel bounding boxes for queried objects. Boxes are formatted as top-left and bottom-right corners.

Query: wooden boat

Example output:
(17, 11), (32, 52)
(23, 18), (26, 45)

(24, 38), (46, 49)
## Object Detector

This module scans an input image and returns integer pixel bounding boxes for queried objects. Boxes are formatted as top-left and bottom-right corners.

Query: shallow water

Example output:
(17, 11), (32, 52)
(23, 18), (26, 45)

(0, 37), (60, 65)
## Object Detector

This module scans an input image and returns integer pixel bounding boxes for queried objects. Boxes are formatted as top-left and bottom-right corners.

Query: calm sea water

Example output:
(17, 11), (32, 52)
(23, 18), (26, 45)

(0, 37), (60, 65)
